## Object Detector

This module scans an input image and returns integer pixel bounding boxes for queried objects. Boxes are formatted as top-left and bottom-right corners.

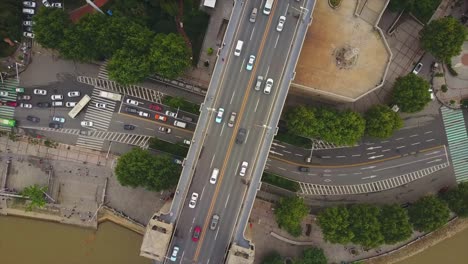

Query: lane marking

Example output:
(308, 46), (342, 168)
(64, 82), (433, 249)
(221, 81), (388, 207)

(396, 146), (406, 149)
(295, 153), (303, 157)
(367, 152), (376, 155)
(254, 98), (260, 112)
(220, 125), (225, 137)
(145, 128), (153, 131)
(427, 158), (442, 164)
(192, 218), (195, 224)
(250, 27), (255, 41)
(373, 154), (446, 172)
(395, 137), (404, 141)
(278, 167), (286, 171)
(410, 134), (418, 137)
(210, 155), (216, 169)
(215, 228), (220, 241)
(352, 154), (361, 157)
(424, 131), (433, 134)
(382, 149), (391, 152)
(336, 156), (346, 158)
(380, 140), (389, 143)
(322, 156), (331, 159)
(230, 91), (236, 105)
(283, 150), (291, 154)
(425, 151), (440, 156)
(411, 142), (421, 146)
(274, 35), (280, 48)
(426, 139), (435, 142)
(200, 186), (206, 201)
(225, 193), (230, 208)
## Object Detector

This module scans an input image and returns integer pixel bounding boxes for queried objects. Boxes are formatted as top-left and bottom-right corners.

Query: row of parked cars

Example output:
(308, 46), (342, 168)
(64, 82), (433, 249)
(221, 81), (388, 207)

(22, 1), (63, 38)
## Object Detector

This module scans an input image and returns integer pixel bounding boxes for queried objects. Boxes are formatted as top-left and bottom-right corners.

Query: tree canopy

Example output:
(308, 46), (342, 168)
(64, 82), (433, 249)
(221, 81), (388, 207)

(348, 204), (384, 248)
(21, 184), (47, 211)
(294, 247), (327, 264)
(392, 74), (431, 113)
(285, 105), (318, 137)
(114, 148), (181, 191)
(440, 182), (468, 217)
(261, 251), (283, 264)
(420, 17), (467, 62)
(317, 206), (354, 244)
(408, 195), (450, 232)
(274, 196), (309, 237)
(149, 33), (191, 79)
(388, 0), (442, 22)
(378, 205), (412, 244)
(365, 105), (403, 138)
(33, 7), (71, 50)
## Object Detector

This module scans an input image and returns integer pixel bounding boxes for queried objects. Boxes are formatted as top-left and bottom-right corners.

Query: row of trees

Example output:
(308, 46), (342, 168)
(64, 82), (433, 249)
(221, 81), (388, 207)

(262, 248), (328, 264)
(33, 8), (191, 84)
(274, 196), (309, 237)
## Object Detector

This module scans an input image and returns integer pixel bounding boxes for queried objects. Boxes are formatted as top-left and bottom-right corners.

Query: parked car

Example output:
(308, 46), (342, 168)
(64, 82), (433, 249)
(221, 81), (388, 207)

(33, 89), (47, 95)
(51, 101), (63, 107)
(138, 111), (149, 117)
(49, 122), (62, 129)
(20, 103), (32, 108)
(65, 102), (76, 107)
(67, 91), (80, 97)
(23, 21), (34, 26)
(42, 0), (50, 7)
(126, 98), (139, 105)
(188, 192), (199, 208)
(183, 139), (191, 145)
(192, 226), (201, 242)
(0, 91), (8, 96)
(18, 95), (31, 100)
(250, 7), (258, 22)
(181, 115), (193, 122)
(81, 121), (93, 127)
(51, 94), (63, 100)
(276, 16), (286, 32)
(95, 103), (106, 108)
(52, 116), (65, 123)
(23, 32), (35, 38)
(23, 1), (37, 7)
(149, 104), (162, 111)
(125, 107), (138, 114)
(52, 2), (62, 8)
(155, 114), (167, 122)
(26, 115), (39, 123)
(158, 127), (172, 134)
(412, 63), (423, 75)
(22, 8), (35, 15)
(36, 102), (50, 108)
(123, 124), (135, 130)
(165, 110), (177, 117)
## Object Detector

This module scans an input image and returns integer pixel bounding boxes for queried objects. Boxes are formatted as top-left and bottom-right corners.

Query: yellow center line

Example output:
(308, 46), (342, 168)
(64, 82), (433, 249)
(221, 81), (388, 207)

(193, 1), (278, 261)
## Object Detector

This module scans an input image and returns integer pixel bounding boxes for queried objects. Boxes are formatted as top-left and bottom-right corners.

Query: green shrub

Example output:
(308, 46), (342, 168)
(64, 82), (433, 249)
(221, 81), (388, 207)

(441, 84), (448, 93)
(207, 47), (214, 55)
(262, 173), (300, 192)
(434, 72), (444, 77)
(446, 63), (459, 76)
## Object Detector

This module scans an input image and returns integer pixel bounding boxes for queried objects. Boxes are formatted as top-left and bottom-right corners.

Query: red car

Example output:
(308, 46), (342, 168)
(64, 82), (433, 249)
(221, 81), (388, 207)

(192, 226), (201, 242)
(149, 103), (163, 112)
(155, 114), (167, 122)
(0, 101), (17, 107)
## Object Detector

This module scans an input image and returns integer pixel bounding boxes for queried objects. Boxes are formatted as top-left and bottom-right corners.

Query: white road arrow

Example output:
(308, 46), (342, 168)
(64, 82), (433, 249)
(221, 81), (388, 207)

(368, 155), (384, 160)
(366, 146), (382, 150)
(269, 150), (284, 156)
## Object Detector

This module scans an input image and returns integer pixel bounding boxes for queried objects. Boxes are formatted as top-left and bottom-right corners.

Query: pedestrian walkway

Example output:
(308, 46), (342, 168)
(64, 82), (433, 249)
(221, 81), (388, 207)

(441, 106), (468, 182)
(0, 79), (18, 132)
(298, 162), (450, 195)
(98, 60), (109, 80)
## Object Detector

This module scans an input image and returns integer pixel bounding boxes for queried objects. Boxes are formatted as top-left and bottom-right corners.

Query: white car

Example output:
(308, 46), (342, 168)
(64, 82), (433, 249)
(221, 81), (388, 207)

(246, 55), (255, 71)
(96, 103), (106, 108)
(81, 121), (93, 127)
(23, 1), (36, 8)
(51, 94), (63, 100)
(412, 63), (423, 75)
(215, 108), (224, 123)
(23, 21), (33, 26)
(159, 127), (172, 134)
(20, 103), (32, 108)
(65, 102), (76, 107)
(67, 91), (80, 97)
(52, 116), (65, 123)
(126, 99), (139, 105)
(264, 78), (273, 94)
(170, 246), (179, 262)
(42, 0), (51, 7)
(188, 192), (199, 209)
(23, 32), (35, 38)
(165, 111), (177, 117)
(0, 91), (8, 96)
(23, 8), (35, 15)
(276, 16), (286, 32)
(183, 139), (191, 145)
(34, 89), (47, 95)
(239, 161), (249, 177)
(429, 88), (435, 100)
(52, 2), (62, 8)
(138, 111), (149, 117)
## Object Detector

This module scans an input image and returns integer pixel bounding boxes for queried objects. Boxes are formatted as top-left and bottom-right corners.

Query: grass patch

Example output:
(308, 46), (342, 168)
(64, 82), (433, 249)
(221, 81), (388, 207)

(275, 131), (312, 148)
(262, 172), (300, 192)
(162, 95), (200, 114)
(183, 0), (210, 65)
(148, 138), (188, 157)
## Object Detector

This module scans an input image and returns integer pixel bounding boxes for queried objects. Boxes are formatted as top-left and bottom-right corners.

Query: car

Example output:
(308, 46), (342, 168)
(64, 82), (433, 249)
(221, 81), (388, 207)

(51, 94), (63, 100)
(254, 75), (263, 90)
(228, 112), (237, 127)
(124, 124), (135, 130)
(158, 127), (172, 134)
(183, 139), (191, 145)
(210, 214), (220, 230)
(246, 55), (256, 71)
(188, 192), (199, 208)
(412, 63), (423, 74)
(24, 26), (33, 32)
(18, 95), (31, 100)
(5, 101), (17, 107)
(23, 21), (33, 26)
(95, 103), (106, 108)
(165, 110), (177, 118)
(36, 102), (50, 108)
(22, 8), (35, 15)
(0, 91), (9, 96)
(154, 114), (167, 122)
(65, 102), (76, 107)
(429, 88), (435, 100)
(26, 115), (39, 123)
(298, 166), (310, 172)
(236, 128), (247, 144)
(192, 226), (201, 242)
(23, 1), (36, 8)
(215, 108), (224, 123)
(34, 89), (47, 95)
(67, 91), (80, 97)
(264, 78), (273, 94)
(174, 159), (183, 165)
(52, 2), (62, 8)
(181, 115), (193, 122)
(52, 116), (65, 123)
(250, 7), (258, 22)
(149, 104), (162, 111)
(276, 16), (286, 32)
(23, 32), (35, 38)
(239, 161), (249, 177)
(49, 122), (62, 129)
(138, 111), (149, 117)
(126, 98), (139, 105)
(42, 0), (51, 7)
(19, 103), (32, 108)
(52, 101), (63, 107)
(81, 121), (93, 127)
(125, 107), (138, 114)
(169, 246), (179, 262)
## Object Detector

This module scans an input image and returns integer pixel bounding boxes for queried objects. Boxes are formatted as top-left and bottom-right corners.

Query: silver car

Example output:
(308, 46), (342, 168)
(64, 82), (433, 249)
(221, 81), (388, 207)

(210, 214), (220, 230)
(249, 8), (258, 23)
(276, 16), (286, 32)
(254, 75), (263, 90)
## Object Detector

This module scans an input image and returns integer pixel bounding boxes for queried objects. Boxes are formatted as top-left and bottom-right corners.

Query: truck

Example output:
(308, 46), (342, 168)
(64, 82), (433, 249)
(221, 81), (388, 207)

(99, 91), (122, 101)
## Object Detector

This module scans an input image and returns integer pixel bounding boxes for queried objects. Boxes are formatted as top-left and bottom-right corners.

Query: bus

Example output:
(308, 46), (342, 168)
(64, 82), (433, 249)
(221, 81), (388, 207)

(68, 94), (91, 119)
(0, 118), (16, 127)
(99, 91), (122, 101)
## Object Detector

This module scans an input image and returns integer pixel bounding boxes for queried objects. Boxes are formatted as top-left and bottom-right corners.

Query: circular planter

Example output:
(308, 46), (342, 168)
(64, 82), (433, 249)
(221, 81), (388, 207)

(328, 0), (342, 9)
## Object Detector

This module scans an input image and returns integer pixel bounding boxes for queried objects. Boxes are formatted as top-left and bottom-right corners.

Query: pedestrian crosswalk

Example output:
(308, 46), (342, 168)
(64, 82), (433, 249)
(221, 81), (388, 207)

(441, 106), (468, 182)
(297, 162), (450, 195)
(98, 60), (109, 80)
(0, 79), (18, 132)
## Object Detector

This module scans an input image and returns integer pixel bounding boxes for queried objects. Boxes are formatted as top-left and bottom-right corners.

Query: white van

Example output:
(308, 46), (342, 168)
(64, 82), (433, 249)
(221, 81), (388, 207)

(210, 168), (219, 184)
(263, 0), (274, 15)
(174, 120), (187, 128)
(234, 40), (243, 56)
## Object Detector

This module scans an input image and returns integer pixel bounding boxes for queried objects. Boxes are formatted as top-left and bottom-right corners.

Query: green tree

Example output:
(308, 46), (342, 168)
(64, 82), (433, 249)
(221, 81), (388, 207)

(107, 46), (153, 85)
(392, 74), (431, 113)
(348, 204), (384, 248)
(274, 196), (309, 237)
(379, 204), (413, 244)
(388, 0), (414, 12)
(21, 184), (47, 211)
(317, 206), (354, 244)
(261, 251), (283, 264)
(149, 33), (191, 79)
(286, 105), (318, 137)
(408, 195), (450, 232)
(440, 182), (468, 217)
(33, 7), (71, 50)
(336, 110), (366, 145)
(365, 105), (403, 138)
(294, 247), (327, 264)
(420, 17), (467, 62)
(115, 148), (181, 191)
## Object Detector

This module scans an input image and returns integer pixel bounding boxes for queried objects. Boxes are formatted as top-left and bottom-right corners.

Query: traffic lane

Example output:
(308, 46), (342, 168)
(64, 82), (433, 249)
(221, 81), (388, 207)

(22, 80), (94, 108)
(15, 105), (85, 129)
(265, 145), (449, 185)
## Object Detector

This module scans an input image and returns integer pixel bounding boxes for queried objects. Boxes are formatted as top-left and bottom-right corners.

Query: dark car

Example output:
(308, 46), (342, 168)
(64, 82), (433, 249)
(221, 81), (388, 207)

(125, 107), (138, 114)
(37, 102), (51, 108)
(298, 166), (310, 172)
(18, 95), (31, 100)
(149, 103), (162, 112)
(123, 124), (135, 130)
(49, 122), (62, 129)
(26, 115), (40, 123)
(236, 128), (247, 144)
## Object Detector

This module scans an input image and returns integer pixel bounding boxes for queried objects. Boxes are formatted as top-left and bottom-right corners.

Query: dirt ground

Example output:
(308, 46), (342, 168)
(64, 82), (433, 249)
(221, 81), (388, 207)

(293, 0), (390, 100)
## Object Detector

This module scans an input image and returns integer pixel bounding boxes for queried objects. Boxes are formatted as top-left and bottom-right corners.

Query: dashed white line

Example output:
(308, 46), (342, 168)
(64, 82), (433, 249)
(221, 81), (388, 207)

(361, 166), (376, 170)
(115, 121), (123, 123)
(210, 155), (216, 168)
(426, 139), (435, 142)
(278, 167), (286, 171)
(409, 134), (418, 138)
(201, 186), (205, 201)
(395, 137), (404, 141)
(336, 156), (346, 158)
(322, 156), (331, 159)
(380, 140), (389, 143)
(274, 35), (280, 48)
(337, 174), (347, 176)
(225, 193), (230, 208)
(295, 153), (303, 157)
(220, 125), (225, 137)
(396, 145), (406, 149)
(192, 218), (195, 224)
(427, 158), (442, 164)
(215, 228), (220, 241)
(250, 27), (255, 41)
(353, 172), (362, 175)
(367, 152), (376, 155)
(424, 131), (433, 134)
(254, 98), (260, 112)
(145, 128), (154, 131)
(411, 142), (421, 146)
(382, 149), (391, 152)
(307, 173), (316, 176)
(283, 150), (292, 154)
(230, 91), (236, 105)
(352, 154), (361, 157)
